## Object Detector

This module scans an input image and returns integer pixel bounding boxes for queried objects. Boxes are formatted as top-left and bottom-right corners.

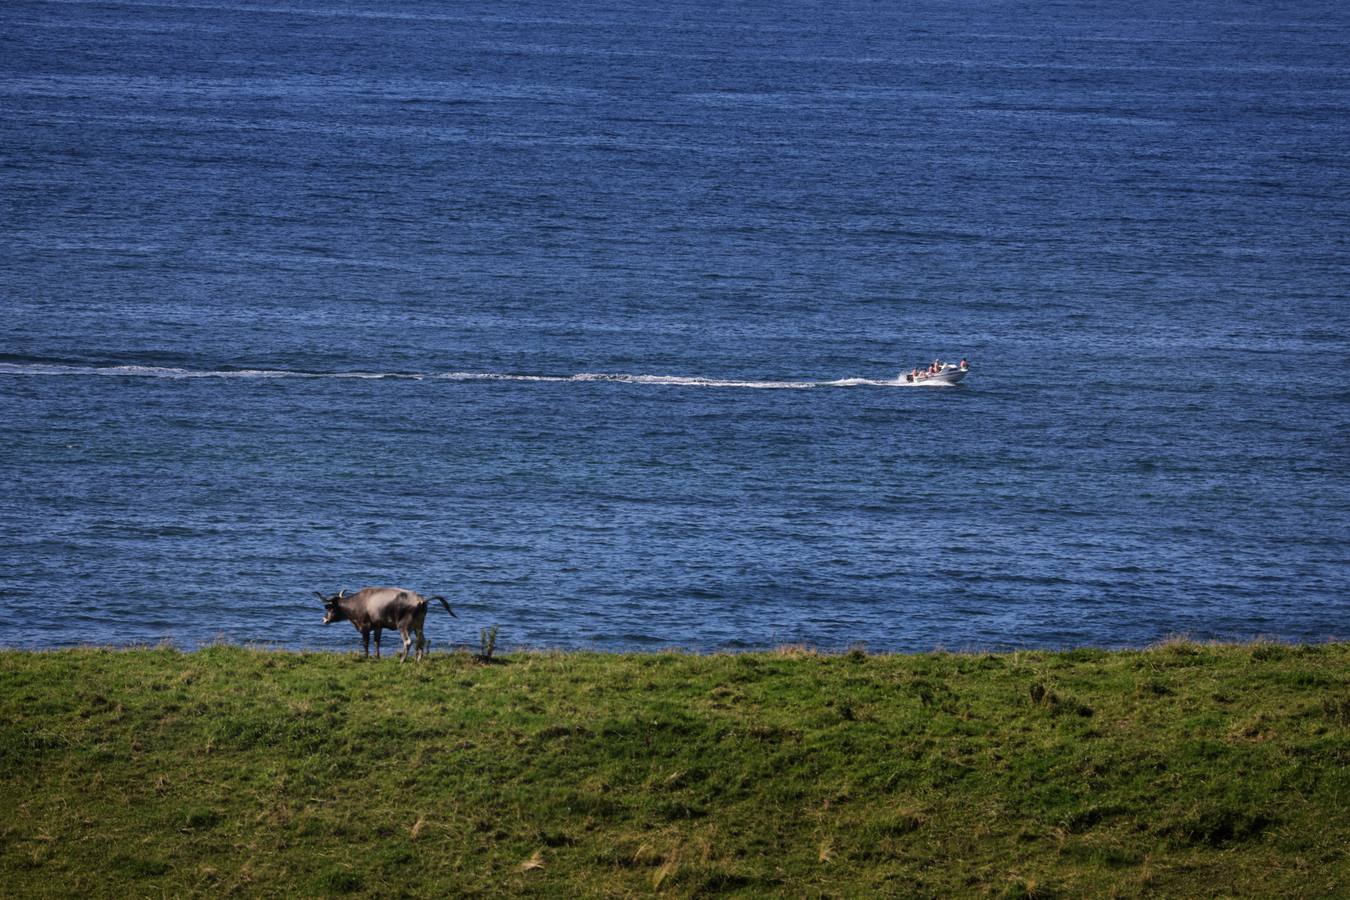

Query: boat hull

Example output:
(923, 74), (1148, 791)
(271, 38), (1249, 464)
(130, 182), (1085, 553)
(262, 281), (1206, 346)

(904, 365), (968, 385)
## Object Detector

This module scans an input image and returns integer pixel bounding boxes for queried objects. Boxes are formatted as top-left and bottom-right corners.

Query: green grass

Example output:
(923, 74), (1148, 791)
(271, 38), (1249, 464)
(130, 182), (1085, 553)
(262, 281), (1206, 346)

(1, 641), (1347, 897)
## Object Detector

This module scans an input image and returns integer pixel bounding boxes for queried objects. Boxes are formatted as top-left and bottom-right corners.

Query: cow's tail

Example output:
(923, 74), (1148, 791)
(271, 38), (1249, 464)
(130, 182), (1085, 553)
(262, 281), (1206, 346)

(429, 595), (456, 618)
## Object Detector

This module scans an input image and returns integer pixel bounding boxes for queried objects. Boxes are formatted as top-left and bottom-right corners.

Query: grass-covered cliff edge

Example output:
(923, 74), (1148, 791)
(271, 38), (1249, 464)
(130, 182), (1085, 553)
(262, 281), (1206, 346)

(2, 642), (1346, 897)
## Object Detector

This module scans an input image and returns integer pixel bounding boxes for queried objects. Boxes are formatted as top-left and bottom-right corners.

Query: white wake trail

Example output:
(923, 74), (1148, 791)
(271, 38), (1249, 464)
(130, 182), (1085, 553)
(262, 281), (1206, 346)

(0, 363), (950, 389)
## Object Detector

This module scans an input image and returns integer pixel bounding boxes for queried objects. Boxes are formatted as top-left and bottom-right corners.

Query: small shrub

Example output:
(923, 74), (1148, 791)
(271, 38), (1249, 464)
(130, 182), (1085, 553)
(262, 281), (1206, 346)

(476, 626), (499, 663)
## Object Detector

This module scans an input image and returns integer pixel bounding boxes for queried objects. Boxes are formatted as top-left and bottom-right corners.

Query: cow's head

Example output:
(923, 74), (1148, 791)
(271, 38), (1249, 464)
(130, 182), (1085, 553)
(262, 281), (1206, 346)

(314, 589), (348, 624)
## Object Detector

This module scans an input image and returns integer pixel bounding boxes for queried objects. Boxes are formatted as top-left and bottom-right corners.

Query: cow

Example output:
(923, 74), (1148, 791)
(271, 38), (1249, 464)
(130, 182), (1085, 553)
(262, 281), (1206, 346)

(315, 587), (456, 662)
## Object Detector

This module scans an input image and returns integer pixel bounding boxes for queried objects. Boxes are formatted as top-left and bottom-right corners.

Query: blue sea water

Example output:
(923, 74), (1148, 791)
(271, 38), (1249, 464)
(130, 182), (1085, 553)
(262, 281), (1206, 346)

(1, 0), (1347, 652)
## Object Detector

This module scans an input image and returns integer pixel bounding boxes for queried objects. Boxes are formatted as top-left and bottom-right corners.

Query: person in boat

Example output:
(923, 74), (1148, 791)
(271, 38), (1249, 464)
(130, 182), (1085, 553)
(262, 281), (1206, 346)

(959, 358), (968, 370)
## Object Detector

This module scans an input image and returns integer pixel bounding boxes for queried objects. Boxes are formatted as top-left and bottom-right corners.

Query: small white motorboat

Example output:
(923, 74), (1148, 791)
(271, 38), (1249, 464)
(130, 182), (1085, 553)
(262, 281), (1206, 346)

(903, 360), (969, 385)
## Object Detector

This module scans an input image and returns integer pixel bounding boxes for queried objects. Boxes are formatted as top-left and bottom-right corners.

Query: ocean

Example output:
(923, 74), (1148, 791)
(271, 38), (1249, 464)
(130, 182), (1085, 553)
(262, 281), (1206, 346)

(2, 0), (1347, 652)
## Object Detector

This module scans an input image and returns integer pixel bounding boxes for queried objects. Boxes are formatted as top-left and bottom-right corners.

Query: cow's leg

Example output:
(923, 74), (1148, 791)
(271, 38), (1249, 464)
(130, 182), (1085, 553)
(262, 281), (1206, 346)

(398, 626), (413, 663)
(411, 606), (429, 661)
(361, 629), (370, 657)
(373, 627), (382, 658)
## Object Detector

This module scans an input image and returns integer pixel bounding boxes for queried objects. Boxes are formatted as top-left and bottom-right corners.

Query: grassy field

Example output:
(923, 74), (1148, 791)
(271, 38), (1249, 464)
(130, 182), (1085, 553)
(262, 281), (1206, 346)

(1, 641), (1347, 897)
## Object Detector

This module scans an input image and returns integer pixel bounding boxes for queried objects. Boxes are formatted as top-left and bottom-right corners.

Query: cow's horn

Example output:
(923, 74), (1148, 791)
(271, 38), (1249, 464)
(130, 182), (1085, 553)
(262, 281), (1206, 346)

(338, 588), (347, 599)
(314, 591), (327, 602)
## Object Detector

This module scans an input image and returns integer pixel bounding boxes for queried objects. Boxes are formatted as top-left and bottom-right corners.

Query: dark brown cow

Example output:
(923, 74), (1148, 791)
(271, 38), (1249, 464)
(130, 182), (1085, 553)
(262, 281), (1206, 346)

(315, 587), (456, 661)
